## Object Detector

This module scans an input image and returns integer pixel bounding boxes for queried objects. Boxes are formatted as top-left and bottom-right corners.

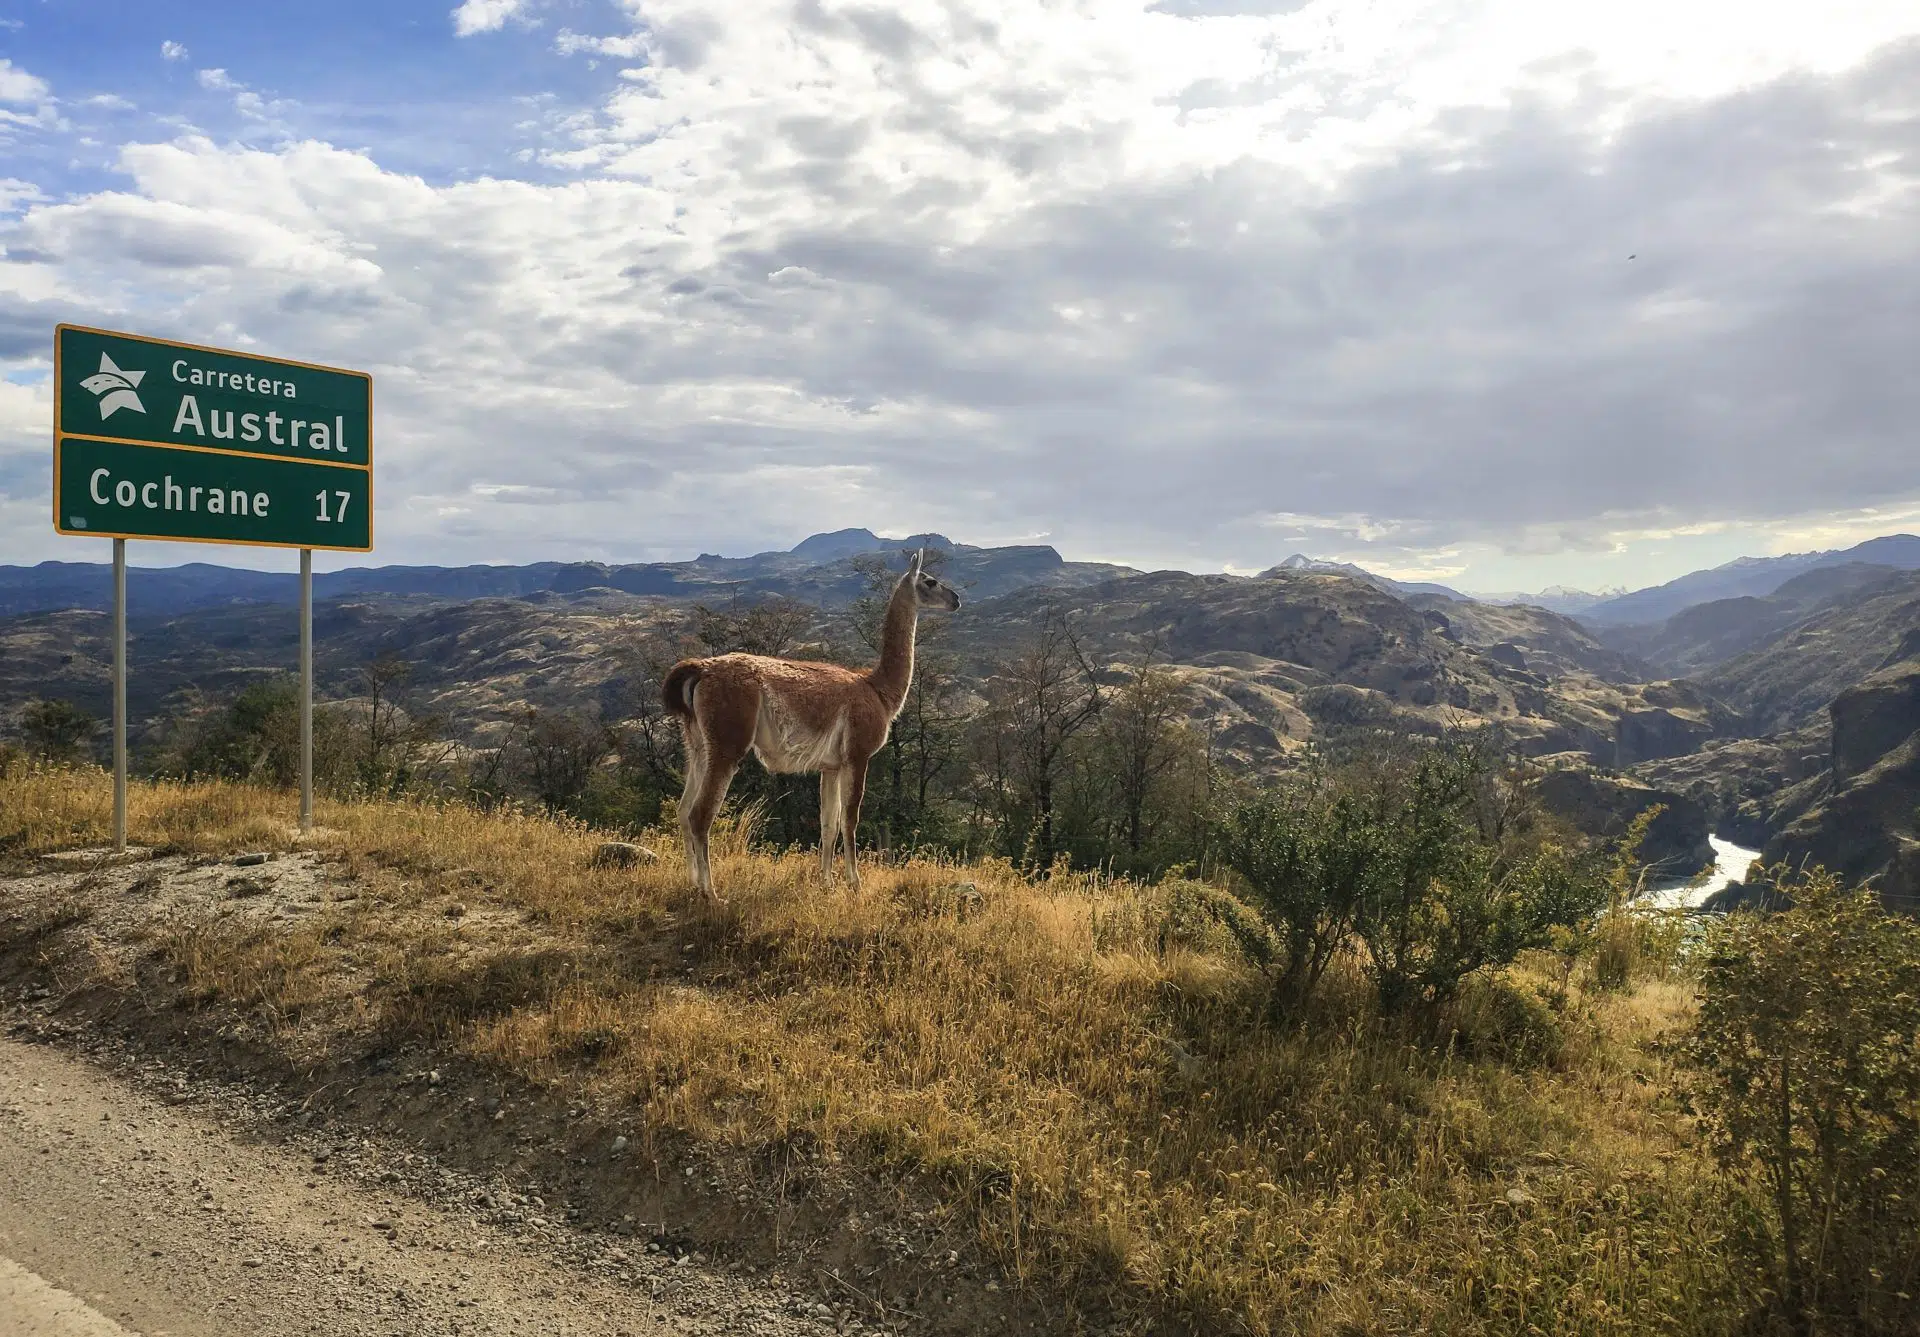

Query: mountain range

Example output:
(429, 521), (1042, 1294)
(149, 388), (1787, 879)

(1573, 535), (1920, 626)
(0, 529), (1133, 620)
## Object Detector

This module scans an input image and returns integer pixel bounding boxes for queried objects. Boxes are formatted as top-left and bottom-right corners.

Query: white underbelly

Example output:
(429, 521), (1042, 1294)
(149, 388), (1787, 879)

(751, 700), (847, 775)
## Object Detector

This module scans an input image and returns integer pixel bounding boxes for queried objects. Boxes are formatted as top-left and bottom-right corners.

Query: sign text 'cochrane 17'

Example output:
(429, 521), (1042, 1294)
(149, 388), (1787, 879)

(53, 324), (373, 551)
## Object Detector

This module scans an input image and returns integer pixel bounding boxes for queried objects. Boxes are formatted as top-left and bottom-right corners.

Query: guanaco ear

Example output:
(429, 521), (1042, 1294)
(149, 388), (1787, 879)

(906, 548), (923, 576)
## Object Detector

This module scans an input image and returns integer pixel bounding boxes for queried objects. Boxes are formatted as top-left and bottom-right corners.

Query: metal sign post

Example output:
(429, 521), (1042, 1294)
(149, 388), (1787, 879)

(300, 548), (313, 834)
(52, 325), (372, 846)
(112, 537), (126, 852)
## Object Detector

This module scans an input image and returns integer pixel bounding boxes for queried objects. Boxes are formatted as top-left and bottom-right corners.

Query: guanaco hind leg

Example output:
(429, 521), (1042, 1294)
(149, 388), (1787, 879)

(683, 758), (739, 901)
(676, 728), (708, 891)
(678, 706), (747, 902)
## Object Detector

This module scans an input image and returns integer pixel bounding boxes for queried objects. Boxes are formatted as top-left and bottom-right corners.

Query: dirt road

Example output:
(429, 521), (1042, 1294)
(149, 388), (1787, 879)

(0, 1035), (840, 1337)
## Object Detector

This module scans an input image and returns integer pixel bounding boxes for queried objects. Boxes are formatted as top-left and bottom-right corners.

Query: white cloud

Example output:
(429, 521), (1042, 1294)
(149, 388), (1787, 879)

(0, 178), (45, 213)
(554, 30), (648, 59)
(192, 69), (288, 125)
(0, 59), (50, 104)
(161, 40), (189, 62)
(0, 2), (1916, 587)
(452, 0), (532, 37)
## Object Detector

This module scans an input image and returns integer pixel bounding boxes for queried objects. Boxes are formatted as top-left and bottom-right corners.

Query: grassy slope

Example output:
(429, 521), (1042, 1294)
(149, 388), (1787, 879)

(0, 767), (1768, 1335)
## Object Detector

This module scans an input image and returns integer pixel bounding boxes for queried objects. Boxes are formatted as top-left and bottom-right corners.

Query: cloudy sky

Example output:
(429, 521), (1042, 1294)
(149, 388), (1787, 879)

(1, 0), (1915, 594)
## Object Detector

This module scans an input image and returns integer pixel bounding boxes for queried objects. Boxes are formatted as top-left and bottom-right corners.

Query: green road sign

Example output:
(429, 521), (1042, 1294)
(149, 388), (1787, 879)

(58, 324), (370, 466)
(56, 436), (372, 551)
(53, 324), (372, 551)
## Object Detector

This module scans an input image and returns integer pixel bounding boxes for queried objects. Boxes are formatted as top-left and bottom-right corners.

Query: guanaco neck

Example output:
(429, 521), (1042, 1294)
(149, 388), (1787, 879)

(866, 576), (919, 717)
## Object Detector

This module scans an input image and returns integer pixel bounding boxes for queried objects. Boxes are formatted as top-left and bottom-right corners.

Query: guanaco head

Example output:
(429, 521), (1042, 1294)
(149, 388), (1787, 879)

(901, 548), (962, 612)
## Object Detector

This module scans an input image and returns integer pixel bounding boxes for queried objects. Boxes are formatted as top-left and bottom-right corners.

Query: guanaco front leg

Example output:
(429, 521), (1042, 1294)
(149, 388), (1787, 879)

(841, 757), (869, 891)
(818, 767), (844, 881)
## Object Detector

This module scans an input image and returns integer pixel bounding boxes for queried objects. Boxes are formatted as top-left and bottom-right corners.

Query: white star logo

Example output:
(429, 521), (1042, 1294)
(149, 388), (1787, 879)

(79, 352), (147, 419)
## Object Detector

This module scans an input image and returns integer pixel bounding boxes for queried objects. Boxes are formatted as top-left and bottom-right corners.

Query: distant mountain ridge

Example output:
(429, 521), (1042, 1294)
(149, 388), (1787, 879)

(1469, 585), (1629, 615)
(1259, 554), (1467, 600)
(1575, 535), (1920, 627)
(10, 530), (1920, 641)
(0, 529), (1134, 619)
(1598, 564), (1911, 681)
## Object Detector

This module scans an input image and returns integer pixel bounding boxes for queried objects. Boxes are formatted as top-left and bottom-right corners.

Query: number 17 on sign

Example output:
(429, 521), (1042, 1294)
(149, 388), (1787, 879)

(315, 489), (353, 524)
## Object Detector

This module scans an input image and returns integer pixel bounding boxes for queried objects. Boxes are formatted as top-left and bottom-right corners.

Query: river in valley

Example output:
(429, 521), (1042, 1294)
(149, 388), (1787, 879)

(1643, 835), (1764, 911)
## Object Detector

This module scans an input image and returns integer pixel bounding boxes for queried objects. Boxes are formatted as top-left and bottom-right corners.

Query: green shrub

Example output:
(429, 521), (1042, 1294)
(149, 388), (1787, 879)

(1588, 902), (1692, 991)
(1153, 876), (1275, 964)
(1218, 739), (1608, 1014)
(1688, 865), (1920, 1333)
(1443, 973), (1567, 1068)
(1351, 740), (1608, 1012)
(18, 697), (99, 763)
(1216, 772), (1372, 1005)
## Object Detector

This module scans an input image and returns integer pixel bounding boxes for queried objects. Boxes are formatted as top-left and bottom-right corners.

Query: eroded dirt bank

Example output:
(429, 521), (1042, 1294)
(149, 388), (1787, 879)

(0, 847), (1052, 1337)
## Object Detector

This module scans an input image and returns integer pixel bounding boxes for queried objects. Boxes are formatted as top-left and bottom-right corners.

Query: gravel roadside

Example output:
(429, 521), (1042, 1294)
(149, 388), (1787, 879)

(0, 1032), (846, 1337)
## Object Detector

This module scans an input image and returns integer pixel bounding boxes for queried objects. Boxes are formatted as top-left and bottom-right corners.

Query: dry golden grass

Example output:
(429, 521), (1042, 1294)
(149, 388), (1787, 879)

(0, 761), (298, 856)
(1, 764), (1771, 1334)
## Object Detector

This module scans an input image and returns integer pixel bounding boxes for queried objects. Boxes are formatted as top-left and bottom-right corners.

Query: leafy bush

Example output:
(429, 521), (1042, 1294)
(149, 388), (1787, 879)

(18, 697), (99, 762)
(154, 678), (355, 790)
(1219, 739), (1609, 1013)
(1152, 875), (1275, 964)
(1356, 742), (1606, 1010)
(1688, 865), (1920, 1333)
(1216, 771), (1373, 1005)
(1443, 973), (1568, 1068)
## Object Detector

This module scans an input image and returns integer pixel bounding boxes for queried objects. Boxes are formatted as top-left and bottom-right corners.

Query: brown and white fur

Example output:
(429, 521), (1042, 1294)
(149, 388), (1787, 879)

(662, 550), (961, 900)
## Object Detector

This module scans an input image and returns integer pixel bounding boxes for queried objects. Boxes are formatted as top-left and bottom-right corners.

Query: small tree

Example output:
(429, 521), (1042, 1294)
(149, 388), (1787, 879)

(19, 698), (98, 762)
(510, 706), (613, 815)
(1354, 739), (1604, 1012)
(1688, 867), (1920, 1333)
(1217, 766), (1379, 1008)
(1222, 738), (1606, 1014)
(598, 622), (691, 828)
(1097, 647), (1194, 864)
(689, 596), (814, 658)
(154, 678), (361, 794)
(976, 609), (1102, 869)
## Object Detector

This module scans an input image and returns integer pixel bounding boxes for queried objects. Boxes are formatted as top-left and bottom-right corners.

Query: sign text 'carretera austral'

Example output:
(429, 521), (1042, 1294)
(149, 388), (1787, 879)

(53, 325), (372, 551)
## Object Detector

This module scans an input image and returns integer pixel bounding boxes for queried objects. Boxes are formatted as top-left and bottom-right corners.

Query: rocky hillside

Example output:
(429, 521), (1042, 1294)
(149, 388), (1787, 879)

(1617, 576), (1920, 907)
(1698, 570), (1920, 735)
(1743, 644), (1920, 912)
(956, 569), (1730, 774)
(1576, 534), (1920, 627)
(1596, 564), (1910, 680)
(1627, 726), (1833, 848)
(1401, 594), (1652, 682)
(1529, 763), (1714, 879)
(0, 593), (686, 752)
